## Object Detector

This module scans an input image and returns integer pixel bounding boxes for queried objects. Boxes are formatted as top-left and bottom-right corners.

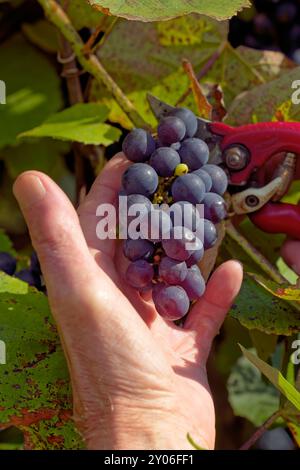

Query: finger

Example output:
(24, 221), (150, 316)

(184, 260), (243, 363)
(281, 239), (300, 275)
(78, 152), (131, 257)
(13, 171), (101, 302)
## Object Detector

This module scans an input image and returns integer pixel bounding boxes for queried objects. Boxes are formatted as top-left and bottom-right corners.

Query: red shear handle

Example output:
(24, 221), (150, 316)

(249, 202), (300, 240)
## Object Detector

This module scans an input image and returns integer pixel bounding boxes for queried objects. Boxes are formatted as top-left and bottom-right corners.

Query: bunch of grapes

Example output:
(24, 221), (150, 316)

(0, 251), (42, 289)
(120, 106), (228, 321)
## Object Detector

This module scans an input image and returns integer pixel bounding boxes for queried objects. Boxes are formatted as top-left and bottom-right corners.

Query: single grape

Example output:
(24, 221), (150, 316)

(152, 283), (190, 321)
(162, 227), (202, 261)
(203, 193), (227, 223)
(186, 245), (204, 267)
(15, 269), (41, 288)
(256, 428), (296, 451)
(140, 209), (172, 242)
(122, 128), (156, 163)
(123, 239), (155, 261)
(30, 252), (41, 275)
(174, 163), (189, 176)
(126, 260), (154, 289)
(119, 193), (152, 235)
(180, 265), (206, 301)
(171, 142), (181, 151)
(253, 13), (275, 37)
(158, 116), (186, 146)
(276, 2), (297, 24)
(201, 164), (228, 195)
(169, 107), (198, 138)
(122, 163), (158, 197)
(168, 201), (201, 232)
(172, 173), (205, 204)
(159, 257), (188, 285)
(149, 147), (180, 177)
(178, 138), (209, 170)
(0, 252), (17, 275)
(193, 168), (212, 192)
(203, 219), (218, 249)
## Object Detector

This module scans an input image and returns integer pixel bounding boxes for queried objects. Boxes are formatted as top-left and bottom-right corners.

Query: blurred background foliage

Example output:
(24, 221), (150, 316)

(0, 0), (299, 450)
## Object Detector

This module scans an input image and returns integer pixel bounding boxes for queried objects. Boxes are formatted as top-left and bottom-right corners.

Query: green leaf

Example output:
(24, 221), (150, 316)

(240, 345), (300, 411)
(0, 34), (63, 148)
(19, 103), (121, 146)
(227, 65), (300, 125)
(22, 20), (59, 53)
(68, 0), (105, 30)
(248, 273), (300, 301)
(88, 0), (250, 21)
(287, 421), (300, 447)
(227, 351), (280, 426)
(249, 329), (278, 362)
(90, 17), (288, 130)
(0, 276), (83, 449)
(0, 231), (16, 257)
(229, 274), (300, 335)
(1, 140), (70, 181)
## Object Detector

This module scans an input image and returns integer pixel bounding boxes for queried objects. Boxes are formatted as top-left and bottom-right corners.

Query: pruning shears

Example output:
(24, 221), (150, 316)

(147, 94), (300, 240)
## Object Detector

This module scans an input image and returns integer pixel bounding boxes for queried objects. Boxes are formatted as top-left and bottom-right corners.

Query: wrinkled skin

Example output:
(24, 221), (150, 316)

(13, 153), (298, 449)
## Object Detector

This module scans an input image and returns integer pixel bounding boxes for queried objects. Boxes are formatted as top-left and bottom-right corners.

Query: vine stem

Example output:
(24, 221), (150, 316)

(239, 410), (281, 450)
(225, 220), (286, 283)
(37, 0), (149, 129)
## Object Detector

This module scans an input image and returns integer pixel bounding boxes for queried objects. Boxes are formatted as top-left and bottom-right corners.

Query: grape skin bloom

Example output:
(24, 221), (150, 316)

(122, 163), (159, 197)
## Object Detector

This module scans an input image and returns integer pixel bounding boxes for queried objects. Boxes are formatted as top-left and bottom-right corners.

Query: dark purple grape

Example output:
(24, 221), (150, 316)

(0, 252), (16, 275)
(152, 283), (190, 320)
(178, 138), (209, 170)
(30, 252), (41, 275)
(159, 257), (188, 285)
(169, 107), (198, 138)
(15, 269), (41, 288)
(203, 219), (218, 249)
(122, 163), (158, 197)
(149, 147), (180, 177)
(122, 128), (156, 163)
(126, 260), (154, 289)
(123, 239), (155, 261)
(168, 201), (201, 232)
(162, 227), (202, 261)
(276, 2), (298, 24)
(201, 164), (228, 195)
(180, 265), (206, 301)
(172, 174), (205, 205)
(119, 193), (152, 236)
(140, 208), (172, 242)
(253, 13), (275, 37)
(203, 193), (227, 223)
(158, 116), (186, 145)
(186, 245), (204, 267)
(193, 168), (212, 192)
(171, 142), (181, 151)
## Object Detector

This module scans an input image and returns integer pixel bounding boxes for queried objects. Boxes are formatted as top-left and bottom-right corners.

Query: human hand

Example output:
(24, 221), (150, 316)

(13, 153), (243, 450)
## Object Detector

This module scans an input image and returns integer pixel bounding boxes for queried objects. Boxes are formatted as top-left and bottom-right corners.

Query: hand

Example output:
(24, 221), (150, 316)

(13, 153), (243, 450)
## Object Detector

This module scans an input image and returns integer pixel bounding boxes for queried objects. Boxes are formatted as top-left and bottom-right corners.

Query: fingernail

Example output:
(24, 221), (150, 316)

(13, 174), (46, 210)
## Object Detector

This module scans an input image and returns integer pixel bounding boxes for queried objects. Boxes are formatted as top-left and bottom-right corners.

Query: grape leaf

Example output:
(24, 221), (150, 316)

(0, 273), (82, 449)
(229, 274), (300, 335)
(0, 34), (63, 149)
(240, 345), (300, 411)
(90, 17), (290, 129)
(249, 329), (278, 362)
(0, 231), (16, 257)
(227, 351), (280, 426)
(248, 273), (300, 301)
(88, 0), (250, 21)
(68, 0), (105, 30)
(227, 65), (300, 125)
(19, 103), (121, 146)
(1, 140), (70, 181)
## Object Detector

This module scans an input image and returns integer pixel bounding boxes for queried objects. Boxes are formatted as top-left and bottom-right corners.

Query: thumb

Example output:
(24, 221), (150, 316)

(13, 171), (98, 302)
